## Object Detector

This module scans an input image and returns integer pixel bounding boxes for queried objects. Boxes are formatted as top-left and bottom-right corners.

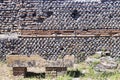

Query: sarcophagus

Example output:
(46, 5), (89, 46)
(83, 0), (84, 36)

(6, 55), (75, 68)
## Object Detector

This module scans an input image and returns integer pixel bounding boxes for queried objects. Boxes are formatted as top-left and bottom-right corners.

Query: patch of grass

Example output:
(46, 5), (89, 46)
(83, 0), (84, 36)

(90, 53), (101, 59)
(56, 75), (72, 80)
(109, 72), (120, 80)
(69, 61), (120, 80)
(80, 65), (120, 80)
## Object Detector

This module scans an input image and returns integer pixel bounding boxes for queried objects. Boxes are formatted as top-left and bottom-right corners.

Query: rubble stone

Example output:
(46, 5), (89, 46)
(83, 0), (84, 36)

(94, 56), (118, 72)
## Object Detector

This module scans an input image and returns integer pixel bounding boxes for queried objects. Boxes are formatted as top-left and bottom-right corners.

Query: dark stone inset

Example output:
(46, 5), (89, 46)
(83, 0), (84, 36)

(60, 47), (64, 50)
(0, 0), (3, 3)
(45, 11), (53, 18)
(36, 16), (45, 23)
(109, 14), (113, 19)
(101, 0), (118, 3)
(32, 12), (36, 17)
(71, 10), (80, 20)
(20, 13), (27, 18)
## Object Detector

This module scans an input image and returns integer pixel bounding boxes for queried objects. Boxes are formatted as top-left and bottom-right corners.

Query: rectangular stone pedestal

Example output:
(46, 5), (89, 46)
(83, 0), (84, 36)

(13, 67), (27, 77)
(46, 67), (67, 77)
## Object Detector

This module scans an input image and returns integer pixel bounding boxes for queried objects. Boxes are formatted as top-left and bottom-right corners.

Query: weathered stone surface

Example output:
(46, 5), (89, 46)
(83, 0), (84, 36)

(94, 64), (107, 72)
(47, 55), (75, 67)
(100, 56), (118, 69)
(47, 59), (64, 67)
(6, 55), (47, 67)
(85, 56), (100, 65)
(94, 56), (118, 72)
(64, 55), (75, 67)
(7, 55), (75, 68)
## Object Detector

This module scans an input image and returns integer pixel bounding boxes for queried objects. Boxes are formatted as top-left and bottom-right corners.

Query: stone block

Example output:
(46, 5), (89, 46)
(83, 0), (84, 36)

(6, 55), (47, 67)
(13, 67), (27, 77)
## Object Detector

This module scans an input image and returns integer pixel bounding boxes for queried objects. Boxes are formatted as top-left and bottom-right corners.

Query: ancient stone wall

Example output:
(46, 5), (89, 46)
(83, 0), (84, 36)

(0, 0), (120, 61)
(1, 1), (120, 32)
(0, 36), (120, 61)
